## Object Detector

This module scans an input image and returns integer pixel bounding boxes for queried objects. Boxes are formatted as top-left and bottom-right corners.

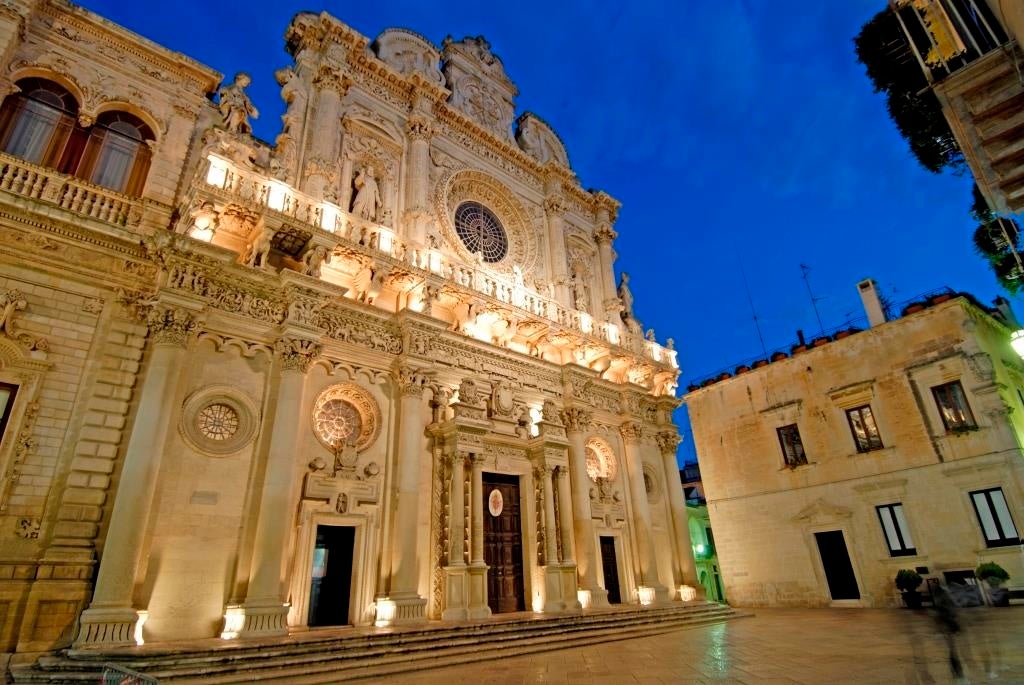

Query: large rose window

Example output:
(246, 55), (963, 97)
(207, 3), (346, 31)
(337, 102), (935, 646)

(454, 201), (508, 263)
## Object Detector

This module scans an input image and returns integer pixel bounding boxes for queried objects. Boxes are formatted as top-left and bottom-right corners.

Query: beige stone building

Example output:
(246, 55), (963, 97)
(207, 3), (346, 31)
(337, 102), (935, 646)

(686, 280), (1024, 607)
(0, 0), (701, 664)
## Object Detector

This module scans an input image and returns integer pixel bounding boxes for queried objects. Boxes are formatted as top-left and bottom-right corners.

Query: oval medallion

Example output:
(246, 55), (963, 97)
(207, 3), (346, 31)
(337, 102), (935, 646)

(488, 488), (504, 517)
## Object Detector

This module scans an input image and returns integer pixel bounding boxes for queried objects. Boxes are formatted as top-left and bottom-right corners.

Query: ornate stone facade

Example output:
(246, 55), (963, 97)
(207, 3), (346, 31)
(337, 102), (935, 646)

(0, 2), (697, 662)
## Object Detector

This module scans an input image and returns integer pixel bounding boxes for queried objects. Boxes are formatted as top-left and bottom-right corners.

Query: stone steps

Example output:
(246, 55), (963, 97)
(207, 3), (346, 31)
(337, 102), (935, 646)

(11, 603), (743, 683)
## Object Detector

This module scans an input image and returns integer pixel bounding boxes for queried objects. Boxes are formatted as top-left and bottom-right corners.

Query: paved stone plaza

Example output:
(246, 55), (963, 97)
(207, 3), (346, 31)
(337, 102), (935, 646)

(377, 608), (1024, 684)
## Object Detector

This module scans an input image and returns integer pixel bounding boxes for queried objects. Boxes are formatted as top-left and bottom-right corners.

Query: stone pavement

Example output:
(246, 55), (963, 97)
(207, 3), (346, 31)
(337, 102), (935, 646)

(372, 607), (1024, 684)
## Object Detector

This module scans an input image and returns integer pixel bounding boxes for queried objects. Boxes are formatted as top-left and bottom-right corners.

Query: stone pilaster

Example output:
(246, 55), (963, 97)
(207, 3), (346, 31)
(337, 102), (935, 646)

(657, 431), (703, 601)
(441, 450), (471, 620)
(404, 114), (435, 244)
(594, 223), (620, 322)
(301, 66), (349, 199)
(555, 466), (575, 564)
(228, 336), (320, 638)
(544, 192), (570, 308)
(466, 453), (490, 618)
(560, 407), (607, 608)
(620, 422), (668, 604)
(75, 305), (200, 648)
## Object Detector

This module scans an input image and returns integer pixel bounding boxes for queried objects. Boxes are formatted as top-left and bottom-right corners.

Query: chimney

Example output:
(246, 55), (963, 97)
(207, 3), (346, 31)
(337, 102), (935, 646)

(858, 278), (887, 327)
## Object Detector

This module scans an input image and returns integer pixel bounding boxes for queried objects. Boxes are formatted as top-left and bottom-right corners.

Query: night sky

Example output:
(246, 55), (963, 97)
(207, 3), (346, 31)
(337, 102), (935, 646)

(78, 0), (1007, 464)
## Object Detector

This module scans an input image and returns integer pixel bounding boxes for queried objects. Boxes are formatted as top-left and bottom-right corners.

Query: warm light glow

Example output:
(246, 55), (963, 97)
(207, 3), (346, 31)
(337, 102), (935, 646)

(694, 543), (706, 555)
(637, 586), (656, 606)
(205, 157), (228, 188)
(579, 312), (593, 334)
(374, 599), (397, 627)
(606, 322), (620, 345)
(428, 250), (443, 274)
(667, 348), (679, 369)
(266, 181), (289, 212)
(649, 342), (662, 363)
(134, 610), (148, 646)
(377, 228), (394, 255)
(577, 589), (592, 609)
(320, 202), (340, 232)
(188, 226), (215, 242)
(529, 406), (542, 437)
(532, 593), (545, 612)
(1012, 329), (1024, 360)
(679, 585), (698, 602)
(220, 605), (245, 640)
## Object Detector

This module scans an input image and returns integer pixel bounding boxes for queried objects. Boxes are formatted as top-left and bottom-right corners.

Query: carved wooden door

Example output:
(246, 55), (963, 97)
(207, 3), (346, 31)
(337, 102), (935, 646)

(483, 472), (525, 613)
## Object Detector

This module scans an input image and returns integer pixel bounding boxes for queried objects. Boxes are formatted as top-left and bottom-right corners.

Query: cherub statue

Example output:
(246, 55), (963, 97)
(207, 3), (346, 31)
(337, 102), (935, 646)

(301, 244), (330, 278)
(351, 165), (382, 222)
(187, 200), (219, 240)
(218, 73), (259, 135)
(243, 223), (274, 269)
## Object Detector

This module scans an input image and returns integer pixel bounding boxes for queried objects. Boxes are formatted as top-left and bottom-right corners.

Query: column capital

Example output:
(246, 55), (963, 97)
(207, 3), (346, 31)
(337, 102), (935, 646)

(594, 224), (617, 246)
(275, 337), (321, 373)
(543, 194), (568, 217)
(619, 421), (643, 444)
(145, 306), (201, 348)
(559, 407), (593, 434)
(396, 364), (429, 397)
(313, 65), (351, 95)
(406, 114), (436, 141)
(468, 453), (487, 466)
(554, 464), (571, 480)
(656, 430), (682, 456)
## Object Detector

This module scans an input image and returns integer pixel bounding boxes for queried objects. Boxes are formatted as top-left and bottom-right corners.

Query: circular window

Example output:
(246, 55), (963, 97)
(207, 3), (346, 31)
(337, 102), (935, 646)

(454, 201), (508, 263)
(312, 383), (381, 453)
(180, 386), (259, 456)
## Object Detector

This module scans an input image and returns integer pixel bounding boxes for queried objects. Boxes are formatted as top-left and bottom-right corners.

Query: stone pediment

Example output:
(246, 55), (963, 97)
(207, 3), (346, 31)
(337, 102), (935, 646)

(373, 28), (444, 86)
(515, 113), (569, 168)
(791, 498), (852, 525)
(442, 35), (517, 139)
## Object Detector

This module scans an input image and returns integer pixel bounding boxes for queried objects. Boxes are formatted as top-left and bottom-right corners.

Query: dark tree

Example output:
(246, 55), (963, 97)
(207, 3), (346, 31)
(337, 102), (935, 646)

(854, 9), (964, 174)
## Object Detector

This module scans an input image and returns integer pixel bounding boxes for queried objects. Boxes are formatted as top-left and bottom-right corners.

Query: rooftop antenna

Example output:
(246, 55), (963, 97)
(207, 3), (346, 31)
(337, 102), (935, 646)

(740, 261), (769, 359)
(800, 263), (826, 336)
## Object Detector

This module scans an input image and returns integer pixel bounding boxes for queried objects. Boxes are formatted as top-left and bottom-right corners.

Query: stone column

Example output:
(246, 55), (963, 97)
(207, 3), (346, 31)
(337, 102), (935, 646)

(75, 305), (199, 647)
(620, 422), (667, 603)
(301, 67), (348, 199)
(377, 364), (428, 625)
(467, 453), (491, 618)
(594, 223), (620, 322)
(657, 431), (703, 601)
(404, 113), (434, 245)
(228, 337), (320, 638)
(555, 466), (575, 564)
(544, 191), (570, 308)
(442, 449), (471, 620)
(538, 465), (559, 564)
(560, 408), (607, 607)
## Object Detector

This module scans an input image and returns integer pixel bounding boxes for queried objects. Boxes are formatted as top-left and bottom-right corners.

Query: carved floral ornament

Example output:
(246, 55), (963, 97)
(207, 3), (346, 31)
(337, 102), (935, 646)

(312, 382), (382, 453)
(585, 437), (618, 482)
(179, 385), (260, 457)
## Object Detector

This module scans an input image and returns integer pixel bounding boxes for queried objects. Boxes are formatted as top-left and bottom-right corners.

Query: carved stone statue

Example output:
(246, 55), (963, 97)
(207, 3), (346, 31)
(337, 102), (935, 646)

(301, 245), (330, 278)
(218, 73), (259, 135)
(571, 273), (589, 313)
(458, 378), (481, 406)
(243, 223), (274, 269)
(0, 290), (27, 339)
(351, 165), (382, 222)
(645, 329), (656, 342)
(188, 201), (219, 239)
(333, 439), (358, 477)
(617, 272), (640, 333)
(541, 399), (560, 424)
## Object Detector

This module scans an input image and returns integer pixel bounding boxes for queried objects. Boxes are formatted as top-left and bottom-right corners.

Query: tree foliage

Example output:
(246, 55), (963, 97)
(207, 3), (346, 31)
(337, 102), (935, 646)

(971, 184), (1023, 293)
(854, 9), (964, 174)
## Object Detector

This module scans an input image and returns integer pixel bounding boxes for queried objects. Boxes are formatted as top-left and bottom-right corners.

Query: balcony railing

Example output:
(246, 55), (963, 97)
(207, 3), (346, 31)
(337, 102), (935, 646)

(0, 151), (140, 227)
(891, 0), (1010, 83)
(199, 154), (678, 370)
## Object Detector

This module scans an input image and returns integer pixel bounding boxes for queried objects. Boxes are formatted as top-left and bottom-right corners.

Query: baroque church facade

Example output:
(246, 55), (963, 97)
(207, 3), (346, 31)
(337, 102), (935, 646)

(0, 2), (699, 657)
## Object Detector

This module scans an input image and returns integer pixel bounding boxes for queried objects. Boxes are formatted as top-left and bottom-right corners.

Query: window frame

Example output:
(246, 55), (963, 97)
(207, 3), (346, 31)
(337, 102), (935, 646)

(875, 502), (917, 557)
(846, 404), (884, 453)
(0, 382), (18, 447)
(931, 380), (976, 433)
(776, 423), (808, 468)
(969, 487), (1020, 548)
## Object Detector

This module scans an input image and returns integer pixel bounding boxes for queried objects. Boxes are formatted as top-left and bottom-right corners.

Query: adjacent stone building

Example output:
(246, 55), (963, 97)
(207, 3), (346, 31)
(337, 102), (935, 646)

(0, 0), (699, 662)
(686, 280), (1024, 607)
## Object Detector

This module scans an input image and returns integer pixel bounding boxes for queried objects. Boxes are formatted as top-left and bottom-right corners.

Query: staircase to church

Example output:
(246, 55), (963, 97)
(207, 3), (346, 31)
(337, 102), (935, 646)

(11, 602), (744, 683)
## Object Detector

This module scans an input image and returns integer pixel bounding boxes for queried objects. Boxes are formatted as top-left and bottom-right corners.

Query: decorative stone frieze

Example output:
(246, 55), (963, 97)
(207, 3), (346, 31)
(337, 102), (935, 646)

(145, 306), (202, 347)
(275, 337), (321, 372)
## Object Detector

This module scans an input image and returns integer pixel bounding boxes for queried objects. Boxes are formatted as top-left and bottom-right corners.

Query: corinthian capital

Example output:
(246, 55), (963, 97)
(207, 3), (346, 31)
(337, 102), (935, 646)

(656, 431), (682, 456)
(543, 194), (568, 216)
(276, 337), (321, 373)
(559, 407), (593, 434)
(619, 421), (643, 444)
(594, 224), (617, 246)
(406, 114), (436, 141)
(146, 306), (201, 347)
(314, 66), (351, 95)
(396, 364), (429, 397)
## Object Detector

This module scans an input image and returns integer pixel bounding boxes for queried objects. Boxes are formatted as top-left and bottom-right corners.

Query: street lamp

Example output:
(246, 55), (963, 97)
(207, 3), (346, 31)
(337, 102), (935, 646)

(1012, 329), (1024, 360)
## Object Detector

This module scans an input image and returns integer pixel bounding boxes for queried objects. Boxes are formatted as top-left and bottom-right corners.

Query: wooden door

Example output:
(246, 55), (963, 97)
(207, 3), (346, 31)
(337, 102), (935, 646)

(599, 536), (622, 604)
(483, 472), (525, 613)
(814, 530), (860, 600)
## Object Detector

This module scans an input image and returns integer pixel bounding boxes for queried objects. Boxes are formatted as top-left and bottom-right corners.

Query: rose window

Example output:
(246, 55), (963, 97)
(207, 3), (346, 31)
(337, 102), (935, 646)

(454, 201), (508, 263)
(197, 403), (239, 441)
(313, 398), (363, 448)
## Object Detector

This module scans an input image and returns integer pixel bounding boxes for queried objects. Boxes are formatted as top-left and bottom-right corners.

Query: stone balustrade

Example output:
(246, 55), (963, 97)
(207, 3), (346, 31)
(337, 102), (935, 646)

(198, 154), (677, 371)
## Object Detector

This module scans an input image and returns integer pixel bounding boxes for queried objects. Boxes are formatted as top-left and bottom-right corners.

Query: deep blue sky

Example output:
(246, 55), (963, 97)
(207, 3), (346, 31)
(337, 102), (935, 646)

(80, 0), (1007, 464)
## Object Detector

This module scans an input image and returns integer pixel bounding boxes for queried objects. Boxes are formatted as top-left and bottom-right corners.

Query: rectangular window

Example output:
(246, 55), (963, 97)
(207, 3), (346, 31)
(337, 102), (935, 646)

(932, 381), (976, 432)
(846, 404), (883, 452)
(776, 424), (807, 468)
(0, 383), (17, 444)
(970, 488), (1020, 547)
(876, 503), (916, 556)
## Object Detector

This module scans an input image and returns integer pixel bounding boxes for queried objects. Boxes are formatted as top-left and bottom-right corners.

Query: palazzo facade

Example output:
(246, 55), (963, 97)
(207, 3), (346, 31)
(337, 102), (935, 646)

(0, 2), (699, 659)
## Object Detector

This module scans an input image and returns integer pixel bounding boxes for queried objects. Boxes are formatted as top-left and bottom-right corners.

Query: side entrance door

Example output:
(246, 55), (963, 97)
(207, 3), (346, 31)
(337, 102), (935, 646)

(599, 535), (622, 604)
(307, 525), (355, 626)
(814, 530), (860, 600)
(483, 472), (525, 613)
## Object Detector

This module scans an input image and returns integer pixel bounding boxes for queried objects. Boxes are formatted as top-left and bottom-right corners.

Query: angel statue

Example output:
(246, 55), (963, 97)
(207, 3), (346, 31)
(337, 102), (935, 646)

(218, 73), (259, 135)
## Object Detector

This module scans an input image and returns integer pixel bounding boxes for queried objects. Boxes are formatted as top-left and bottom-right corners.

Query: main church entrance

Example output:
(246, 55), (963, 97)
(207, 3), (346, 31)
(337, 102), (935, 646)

(483, 472), (525, 613)
(307, 525), (355, 626)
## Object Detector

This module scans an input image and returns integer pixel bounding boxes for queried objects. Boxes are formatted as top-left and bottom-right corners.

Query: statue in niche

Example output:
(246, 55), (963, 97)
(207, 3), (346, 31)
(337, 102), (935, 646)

(301, 245), (330, 278)
(218, 73), (259, 135)
(571, 270), (590, 313)
(351, 165), (382, 222)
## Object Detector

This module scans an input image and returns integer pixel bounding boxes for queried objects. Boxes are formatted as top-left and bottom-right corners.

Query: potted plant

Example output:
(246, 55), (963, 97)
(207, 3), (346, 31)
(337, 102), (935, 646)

(895, 569), (923, 609)
(976, 561), (1010, 606)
